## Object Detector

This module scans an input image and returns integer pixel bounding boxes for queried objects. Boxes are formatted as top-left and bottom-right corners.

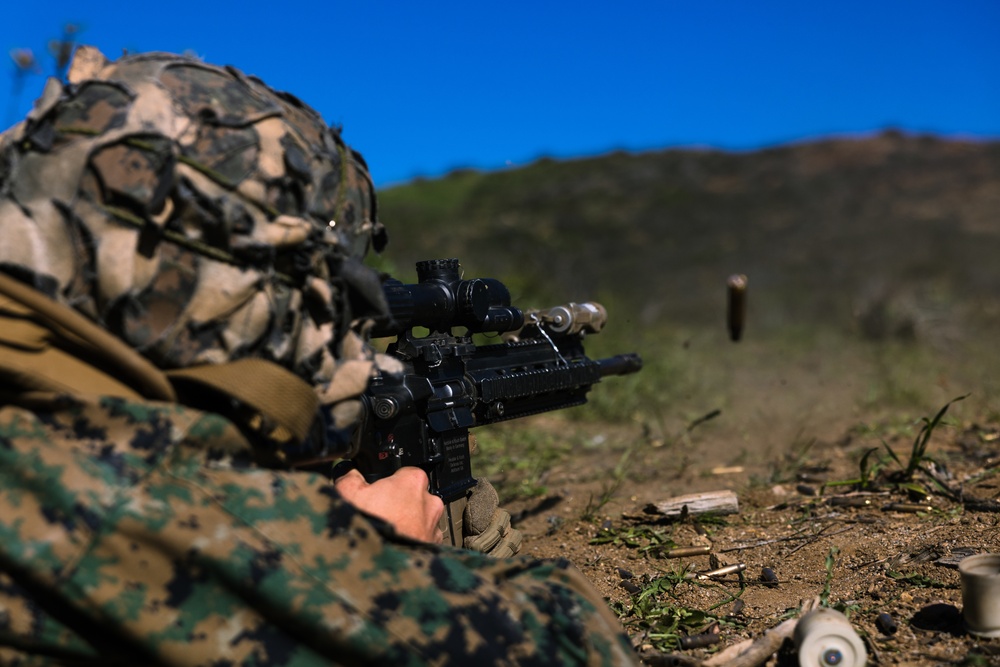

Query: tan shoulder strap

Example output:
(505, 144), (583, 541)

(0, 272), (175, 401)
(166, 359), (319, 444)
(0, 272), (318, 448)
(0, 310), (150, 400)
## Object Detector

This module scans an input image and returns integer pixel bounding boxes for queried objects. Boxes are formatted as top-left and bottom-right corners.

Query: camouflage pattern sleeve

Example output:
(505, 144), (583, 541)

(0, 395), (638, 666)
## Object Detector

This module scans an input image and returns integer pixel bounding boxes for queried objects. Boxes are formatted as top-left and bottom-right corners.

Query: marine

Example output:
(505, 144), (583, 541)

(0, 47), (638, 665)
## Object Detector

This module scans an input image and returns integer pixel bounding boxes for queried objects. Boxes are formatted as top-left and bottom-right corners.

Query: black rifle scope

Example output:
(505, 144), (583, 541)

(373, 258), (524, 336)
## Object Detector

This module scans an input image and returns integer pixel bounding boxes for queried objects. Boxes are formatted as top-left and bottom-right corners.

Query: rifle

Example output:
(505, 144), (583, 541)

(352, 258), (642, 505)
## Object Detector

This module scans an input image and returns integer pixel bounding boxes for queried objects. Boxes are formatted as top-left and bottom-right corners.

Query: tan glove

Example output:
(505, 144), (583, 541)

(461, 478), (523, 558)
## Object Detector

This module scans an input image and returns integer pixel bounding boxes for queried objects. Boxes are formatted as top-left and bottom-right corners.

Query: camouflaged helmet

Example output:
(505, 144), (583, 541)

(0, 47), (388, 396)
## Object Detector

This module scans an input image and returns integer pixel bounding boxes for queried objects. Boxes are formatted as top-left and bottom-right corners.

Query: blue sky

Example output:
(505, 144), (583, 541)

(2, 1), (998, 187)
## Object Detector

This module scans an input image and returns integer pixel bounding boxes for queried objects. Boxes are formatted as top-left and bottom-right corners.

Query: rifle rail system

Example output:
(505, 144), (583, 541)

(353, 258), (642, 503)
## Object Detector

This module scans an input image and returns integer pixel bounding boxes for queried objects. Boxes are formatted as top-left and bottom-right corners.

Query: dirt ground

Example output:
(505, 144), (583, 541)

(497, 415), (1000, 666)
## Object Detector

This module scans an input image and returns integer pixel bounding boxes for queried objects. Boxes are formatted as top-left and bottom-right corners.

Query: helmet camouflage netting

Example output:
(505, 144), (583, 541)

(0, 47), (389, 395)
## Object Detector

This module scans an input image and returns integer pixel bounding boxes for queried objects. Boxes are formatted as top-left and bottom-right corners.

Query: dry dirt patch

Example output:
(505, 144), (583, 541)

(500, 420), (1000, 666)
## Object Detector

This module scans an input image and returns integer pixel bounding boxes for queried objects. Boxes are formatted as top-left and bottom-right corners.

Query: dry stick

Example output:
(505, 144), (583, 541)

(720, 520), (836, 553)
(721, 534), (807, 553)
(850, 556), (888, 571)
(703, 598), (820, 667)
(784, 525), (855, 556)
(701, 617), (798, 667)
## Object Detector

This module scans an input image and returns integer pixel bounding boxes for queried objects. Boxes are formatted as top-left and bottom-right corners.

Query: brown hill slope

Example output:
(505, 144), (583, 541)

(377, 131), (1000, 340)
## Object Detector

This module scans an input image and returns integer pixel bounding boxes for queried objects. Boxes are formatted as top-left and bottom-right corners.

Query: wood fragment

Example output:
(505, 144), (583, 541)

(645, 490), (739, 518)
(703, 617), (797, 667)
(785, 525), (855, 556)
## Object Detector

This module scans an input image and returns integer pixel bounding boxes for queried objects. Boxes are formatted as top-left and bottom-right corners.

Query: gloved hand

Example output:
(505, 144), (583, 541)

(461, 478), (523, 558)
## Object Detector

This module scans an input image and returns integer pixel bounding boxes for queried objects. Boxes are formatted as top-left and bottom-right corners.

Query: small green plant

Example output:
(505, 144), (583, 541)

(822, 445), (890, 493)
(579, 485), (617, 523)
(580, 444), (635, 522)
(614, 570), (718, 652)
(825, 395), (968, 498)
(590, 524), (677, 557)
(856, 446), (889, 489)
(881, 394), (967, 498)
(819, 546), (839, 607)
(886, 571), (954, 589)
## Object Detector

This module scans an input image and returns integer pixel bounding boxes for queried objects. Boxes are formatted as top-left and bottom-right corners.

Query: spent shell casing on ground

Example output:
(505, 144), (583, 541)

(726, 274), (748, 342)
(883, 503), (935, 513)
(690, 563), (746, 580)
(664, 545), (713, 558)
(728, 598), (745, 618)
(760, 567), (779, 587)
(620, 580), (641, 595)
(678, 633), (721, 650)
(876, 612), (898, 635)
(828, 496), (874, 507)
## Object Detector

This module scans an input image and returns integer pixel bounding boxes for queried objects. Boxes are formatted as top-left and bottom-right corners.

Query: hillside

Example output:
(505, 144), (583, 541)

(376, 131), (1000, 340)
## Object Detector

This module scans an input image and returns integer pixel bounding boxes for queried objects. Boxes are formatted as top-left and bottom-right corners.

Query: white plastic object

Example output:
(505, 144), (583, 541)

(959, 553), (1000, 638)
(794, 607), (867, 667)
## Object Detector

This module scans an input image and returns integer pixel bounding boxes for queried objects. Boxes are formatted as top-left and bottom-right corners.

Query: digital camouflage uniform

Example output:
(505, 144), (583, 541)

(0, 49), (638, 665)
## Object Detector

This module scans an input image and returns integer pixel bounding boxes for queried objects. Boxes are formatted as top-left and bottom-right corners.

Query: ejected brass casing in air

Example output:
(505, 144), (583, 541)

(727, 274), (747, 341)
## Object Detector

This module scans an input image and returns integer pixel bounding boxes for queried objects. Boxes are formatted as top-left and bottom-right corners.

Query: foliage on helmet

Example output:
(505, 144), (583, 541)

(0, 47), (388, 390)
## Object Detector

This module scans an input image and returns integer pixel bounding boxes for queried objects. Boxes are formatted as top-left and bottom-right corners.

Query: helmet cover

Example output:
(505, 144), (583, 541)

(0, 47), (389, 406)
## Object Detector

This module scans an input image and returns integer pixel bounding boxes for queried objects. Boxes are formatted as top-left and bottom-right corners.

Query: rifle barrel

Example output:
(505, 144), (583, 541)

(597, 353), (643, 377)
